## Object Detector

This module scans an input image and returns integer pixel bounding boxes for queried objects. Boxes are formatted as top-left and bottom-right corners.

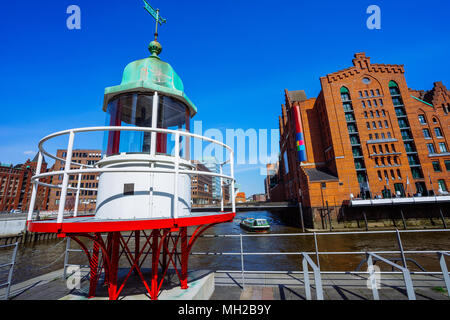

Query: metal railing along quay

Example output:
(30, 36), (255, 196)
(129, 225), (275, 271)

(0, 242), (18, 300)
(191, 229), (450, 300)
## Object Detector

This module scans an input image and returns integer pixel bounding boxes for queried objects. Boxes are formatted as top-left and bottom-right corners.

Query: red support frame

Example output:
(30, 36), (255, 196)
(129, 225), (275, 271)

(66, 222), (221, 300)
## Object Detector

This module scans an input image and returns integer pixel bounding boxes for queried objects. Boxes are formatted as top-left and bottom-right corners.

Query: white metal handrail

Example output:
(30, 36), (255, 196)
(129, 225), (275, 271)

(190, 229), (450, 300)
(27, 126), (236, 224)
(0, 242), (19, 300)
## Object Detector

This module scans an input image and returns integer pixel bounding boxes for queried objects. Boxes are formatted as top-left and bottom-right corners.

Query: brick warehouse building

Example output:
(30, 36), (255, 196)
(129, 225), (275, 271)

(0, 154), (51, 212)
(47, 149), (102, 213)
(269, 53), (450, 229)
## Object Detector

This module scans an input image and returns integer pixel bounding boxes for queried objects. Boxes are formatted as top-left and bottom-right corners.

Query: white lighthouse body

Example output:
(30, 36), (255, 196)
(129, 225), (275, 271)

(93, 41), (198, 220)
(95, 154), (192, 220)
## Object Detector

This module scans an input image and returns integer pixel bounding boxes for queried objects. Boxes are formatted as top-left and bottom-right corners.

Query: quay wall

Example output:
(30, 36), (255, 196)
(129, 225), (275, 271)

(270, 203), (450, 231)
(0, 219), (26, 237)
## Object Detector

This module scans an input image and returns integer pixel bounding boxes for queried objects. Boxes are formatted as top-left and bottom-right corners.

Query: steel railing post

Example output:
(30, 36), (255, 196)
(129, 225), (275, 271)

(26, 152), (43, 226)
(63, 238), (71, 279)
(173, 132), (180, 219)
(313, 232), (320, 269)
(4, 242), (18, 300)
(367, 253), (379, 300)
(302, 255), (311, 300)
(57, 130), (75, 224)
(220, 164), (224, 212)
(395, 229), (407, 268)
(302, 253), (323, 300)
(240, 233), (245, 288)
(230, 150), (236, 214)
(73, 167), (82, 217)
(437, 252), (450, 298)
(402, 269), (416, 300)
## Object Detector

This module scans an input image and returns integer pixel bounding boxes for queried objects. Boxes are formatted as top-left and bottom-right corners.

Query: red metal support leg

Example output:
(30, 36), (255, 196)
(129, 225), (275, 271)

(88, 239), (100, 298)
(134, 230), (140, 276)
(108, 231), (120, 300)
(180, 227), (188, 289)
(151, 230), (159, 299)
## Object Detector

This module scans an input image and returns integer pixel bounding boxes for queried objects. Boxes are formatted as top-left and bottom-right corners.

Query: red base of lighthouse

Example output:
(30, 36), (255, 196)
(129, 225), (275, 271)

(29, 212), (234, 300)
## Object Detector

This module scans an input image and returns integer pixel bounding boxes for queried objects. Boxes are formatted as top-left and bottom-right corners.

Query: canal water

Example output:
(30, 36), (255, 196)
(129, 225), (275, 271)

(1, 210), (449, 285)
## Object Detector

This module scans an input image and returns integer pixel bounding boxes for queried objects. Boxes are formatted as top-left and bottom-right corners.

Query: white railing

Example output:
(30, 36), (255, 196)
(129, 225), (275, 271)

(26, 126), (236, 225)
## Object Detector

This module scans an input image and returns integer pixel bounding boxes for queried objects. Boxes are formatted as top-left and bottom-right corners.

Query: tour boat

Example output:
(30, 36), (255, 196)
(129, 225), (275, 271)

(240, 217), (270, 232)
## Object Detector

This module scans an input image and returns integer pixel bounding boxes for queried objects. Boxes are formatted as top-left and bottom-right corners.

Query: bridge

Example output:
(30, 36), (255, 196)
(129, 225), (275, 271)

(191, 202), (297, 212)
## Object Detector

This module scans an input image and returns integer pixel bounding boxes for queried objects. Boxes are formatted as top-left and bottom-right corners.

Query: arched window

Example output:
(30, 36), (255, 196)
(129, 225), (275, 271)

(389, 81), (400, 95)
(340, 87), (350, 101)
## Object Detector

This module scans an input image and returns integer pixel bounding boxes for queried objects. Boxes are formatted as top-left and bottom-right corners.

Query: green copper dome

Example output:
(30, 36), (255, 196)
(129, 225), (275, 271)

(103, 41), (197, 116)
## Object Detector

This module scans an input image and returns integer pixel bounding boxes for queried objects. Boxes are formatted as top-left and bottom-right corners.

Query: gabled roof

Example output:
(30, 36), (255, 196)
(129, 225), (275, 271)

(303, 167), (339, 182)
(287, 90), (307, 103)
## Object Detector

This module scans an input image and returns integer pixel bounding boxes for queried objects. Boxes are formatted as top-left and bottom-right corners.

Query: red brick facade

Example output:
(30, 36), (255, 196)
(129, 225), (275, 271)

(269, 53), (450, 225)
(0, 156), (50, 212)
(47, 149), (102, 213)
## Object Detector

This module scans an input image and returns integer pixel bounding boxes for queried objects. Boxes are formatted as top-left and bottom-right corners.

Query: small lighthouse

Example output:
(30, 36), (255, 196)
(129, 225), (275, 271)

(27, 3), (236, 300)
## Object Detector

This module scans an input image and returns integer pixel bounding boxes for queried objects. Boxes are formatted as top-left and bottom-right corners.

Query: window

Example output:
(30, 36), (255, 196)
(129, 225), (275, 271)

(382, 110), (386, 117)
(364, 111), (368, 118)
(343, 102), (353, 112)
(423, 129), (431, 138)
(375, 133), (379, 139)
(373, 99), (378, 107)
(434, 127), (443, 137)
(372, 121), (376, 129)
(389, 81), (400, 95)
(396, 169), (402, 179)
(347, 123), (357, 133)
(366, 122), (371, 129)
(411, 167), (423, 179)
(369, 134), (373, 140)
(376, 110), (380, 117)
(372, 146), (377, 153)
(345, 113), (355, 122)
(370, 90), (375, 96)
(367, 100), (372, 107)
(384, 120), (389, 128)
(398, 119), (408, 128)
(445, 160), (450, 171)
(418, 115), (426, 124)
(365, 90), (369, 97)
(378, 171), (382, 181)
(439, 142), (448, 153)
(438, 180), (448, 192)
(381, 133), (385, 139)
(432, 118), (438, 124)
(362, 101), (366, 108)
(376, 89), (380, 96)
(408, 154), (418, 165)
(359, 91), (363, 97)
(379, 99), (383, 106)
(370, 111), (374, 118)
(387, 132), (392, 138)
(283, 151), (289, 174)
(432, 161), (442, 172)
(340, 87), (350, 101)
(427, 143), (436, 154)
(378, 121), (383, 128)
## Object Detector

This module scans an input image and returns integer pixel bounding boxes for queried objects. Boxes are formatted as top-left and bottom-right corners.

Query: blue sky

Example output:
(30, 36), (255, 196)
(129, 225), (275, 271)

(1, 0), (449, 196)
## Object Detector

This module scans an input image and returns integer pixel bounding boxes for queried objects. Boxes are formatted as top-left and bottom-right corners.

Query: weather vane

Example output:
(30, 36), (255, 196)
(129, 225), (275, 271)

(143, 0), (166, 41)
